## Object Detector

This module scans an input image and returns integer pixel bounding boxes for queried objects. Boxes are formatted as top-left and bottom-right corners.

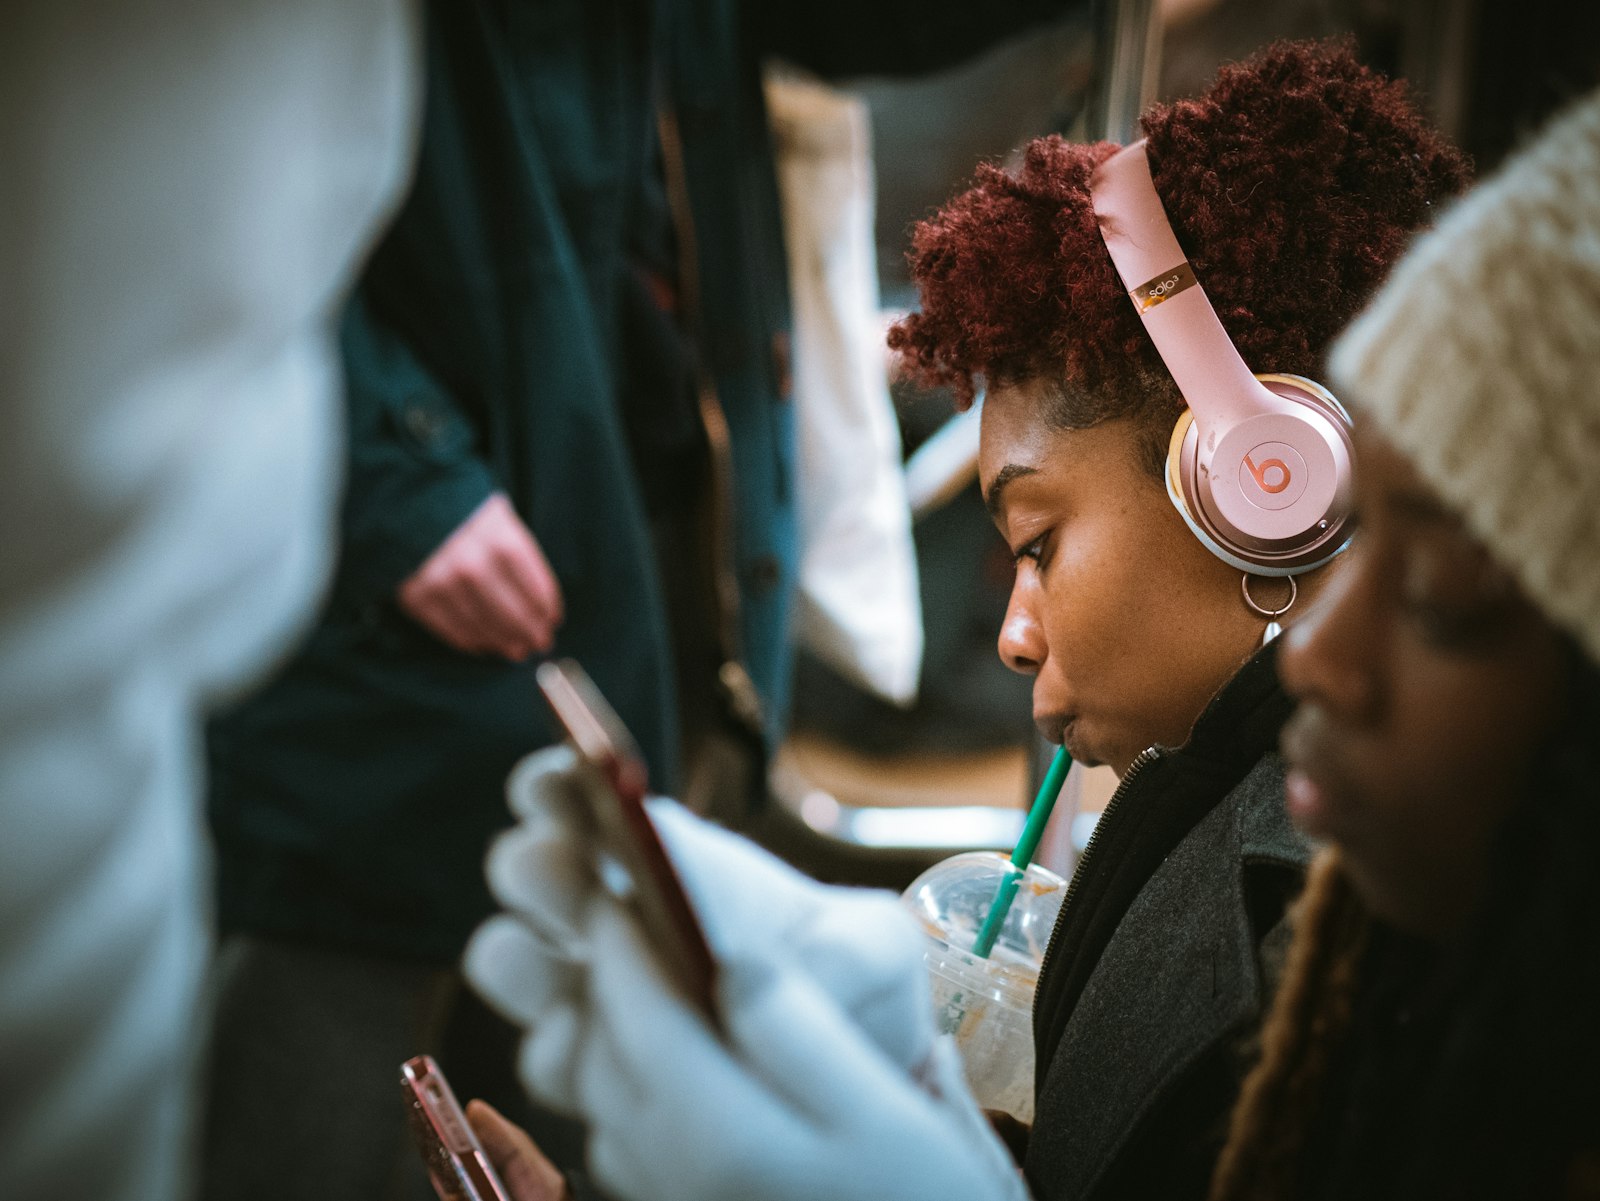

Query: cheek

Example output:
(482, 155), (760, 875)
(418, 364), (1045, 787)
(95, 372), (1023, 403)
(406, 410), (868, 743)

(1037, 544), (1136, 665)
(1036, 502), (1252, 737)
(1353, 638), (1564, 929)
(1037, 512), (1180, 677)
(1387, 643), (1555, 816)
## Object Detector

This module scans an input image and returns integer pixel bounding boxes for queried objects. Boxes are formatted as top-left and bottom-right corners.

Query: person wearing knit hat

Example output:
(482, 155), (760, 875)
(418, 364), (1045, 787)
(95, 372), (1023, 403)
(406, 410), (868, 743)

(1211, 89), (1600, 1201)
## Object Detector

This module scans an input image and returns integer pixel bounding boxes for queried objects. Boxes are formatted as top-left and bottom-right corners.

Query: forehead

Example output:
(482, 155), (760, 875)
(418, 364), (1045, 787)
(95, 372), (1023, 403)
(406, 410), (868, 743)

(978, 378), (1062, 483)
(1351, 422), (1528, 611)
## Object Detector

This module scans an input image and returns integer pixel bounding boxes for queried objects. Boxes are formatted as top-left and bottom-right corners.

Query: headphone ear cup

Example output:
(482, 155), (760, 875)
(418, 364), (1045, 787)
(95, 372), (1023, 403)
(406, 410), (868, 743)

(1165, 376), (1355, 576)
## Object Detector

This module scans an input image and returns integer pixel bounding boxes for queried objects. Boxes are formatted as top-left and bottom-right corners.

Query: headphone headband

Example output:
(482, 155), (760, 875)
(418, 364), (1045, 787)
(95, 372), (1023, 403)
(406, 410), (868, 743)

(1090, 141), (1290, 430)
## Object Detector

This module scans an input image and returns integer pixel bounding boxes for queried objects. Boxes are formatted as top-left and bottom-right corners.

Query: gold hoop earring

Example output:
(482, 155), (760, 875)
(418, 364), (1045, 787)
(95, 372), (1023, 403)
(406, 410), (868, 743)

(1241, 573), (1298, 647)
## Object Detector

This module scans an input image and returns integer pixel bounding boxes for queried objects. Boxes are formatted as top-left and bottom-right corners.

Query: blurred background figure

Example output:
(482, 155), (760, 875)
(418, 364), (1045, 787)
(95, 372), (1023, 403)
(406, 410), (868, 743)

(0, 3), (418, 1200)
(198, 3), (1085, 1199)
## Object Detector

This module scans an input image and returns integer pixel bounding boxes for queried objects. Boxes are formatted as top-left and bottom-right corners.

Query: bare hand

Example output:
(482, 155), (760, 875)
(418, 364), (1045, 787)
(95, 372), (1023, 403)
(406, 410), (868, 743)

(466, 1100), (572, 1201)
(398, 494), (563, 660)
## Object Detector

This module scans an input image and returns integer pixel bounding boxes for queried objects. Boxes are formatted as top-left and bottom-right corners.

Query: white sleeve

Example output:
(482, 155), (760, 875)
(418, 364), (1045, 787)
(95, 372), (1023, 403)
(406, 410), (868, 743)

(0, 3), (419, 1198)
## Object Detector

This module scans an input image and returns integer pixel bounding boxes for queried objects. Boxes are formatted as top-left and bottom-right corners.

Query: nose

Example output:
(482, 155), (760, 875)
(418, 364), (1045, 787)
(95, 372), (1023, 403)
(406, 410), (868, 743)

(1278, 550), (1382, 723)
(998, 575), (1045, 675)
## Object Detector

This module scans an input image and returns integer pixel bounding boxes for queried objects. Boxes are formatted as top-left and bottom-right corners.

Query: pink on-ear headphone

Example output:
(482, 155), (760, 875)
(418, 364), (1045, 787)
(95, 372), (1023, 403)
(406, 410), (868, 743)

(1089, 140), (1355, 576)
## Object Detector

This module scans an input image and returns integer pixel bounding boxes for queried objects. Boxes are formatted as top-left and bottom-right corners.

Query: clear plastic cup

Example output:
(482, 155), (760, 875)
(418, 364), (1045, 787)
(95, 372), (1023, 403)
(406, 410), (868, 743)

(901, 852), (1067, 1123)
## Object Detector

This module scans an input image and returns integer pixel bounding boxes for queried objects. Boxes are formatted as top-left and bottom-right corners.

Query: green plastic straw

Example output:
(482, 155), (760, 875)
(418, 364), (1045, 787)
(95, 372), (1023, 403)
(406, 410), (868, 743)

(971, 746), (1073, 958)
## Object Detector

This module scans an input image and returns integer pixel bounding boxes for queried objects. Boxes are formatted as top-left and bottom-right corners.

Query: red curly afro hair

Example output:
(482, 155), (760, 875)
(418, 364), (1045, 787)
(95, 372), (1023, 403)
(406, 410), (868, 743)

(888, 39), (1470, 469)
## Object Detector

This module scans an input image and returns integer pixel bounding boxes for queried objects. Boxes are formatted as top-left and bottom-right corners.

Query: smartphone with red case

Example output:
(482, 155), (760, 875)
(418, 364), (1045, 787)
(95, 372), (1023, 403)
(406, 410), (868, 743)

(401, 1055), (512, 1201)
(535, 659), (720, 1026)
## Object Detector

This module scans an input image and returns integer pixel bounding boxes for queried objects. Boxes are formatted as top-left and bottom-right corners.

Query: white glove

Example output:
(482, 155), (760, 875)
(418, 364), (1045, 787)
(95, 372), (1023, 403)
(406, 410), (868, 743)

(469, 745), (936, 1087)
(572, 903), (1027, 1201)
(464, 746), (1029, 1201)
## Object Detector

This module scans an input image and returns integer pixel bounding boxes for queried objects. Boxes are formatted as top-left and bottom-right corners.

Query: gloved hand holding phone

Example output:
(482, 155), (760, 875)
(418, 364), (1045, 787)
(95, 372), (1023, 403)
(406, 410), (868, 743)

(464, 744), (1030, 1201)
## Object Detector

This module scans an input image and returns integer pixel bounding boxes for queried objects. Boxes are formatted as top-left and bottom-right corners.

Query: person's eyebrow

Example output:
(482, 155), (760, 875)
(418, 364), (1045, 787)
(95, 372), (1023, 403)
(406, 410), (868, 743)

(983, 463), (1039, 521)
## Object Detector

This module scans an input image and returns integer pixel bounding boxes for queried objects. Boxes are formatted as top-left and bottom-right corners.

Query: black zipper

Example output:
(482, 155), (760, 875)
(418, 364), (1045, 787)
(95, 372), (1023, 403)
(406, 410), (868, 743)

(1032, 745), (1162, 1030)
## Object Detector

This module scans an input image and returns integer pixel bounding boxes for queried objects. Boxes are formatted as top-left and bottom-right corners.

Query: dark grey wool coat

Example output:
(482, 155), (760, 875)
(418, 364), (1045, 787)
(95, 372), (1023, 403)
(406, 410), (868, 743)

(1024, 643), (1311, 1201)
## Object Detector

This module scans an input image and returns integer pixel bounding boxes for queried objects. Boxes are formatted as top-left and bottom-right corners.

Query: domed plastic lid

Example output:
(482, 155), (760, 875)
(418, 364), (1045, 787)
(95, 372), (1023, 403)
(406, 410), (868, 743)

(902, 851), (1068, 966)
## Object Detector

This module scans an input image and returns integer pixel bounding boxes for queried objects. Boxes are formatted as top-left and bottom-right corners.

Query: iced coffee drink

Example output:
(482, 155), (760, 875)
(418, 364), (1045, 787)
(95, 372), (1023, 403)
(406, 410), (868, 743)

(902, 852), (1066, 1123)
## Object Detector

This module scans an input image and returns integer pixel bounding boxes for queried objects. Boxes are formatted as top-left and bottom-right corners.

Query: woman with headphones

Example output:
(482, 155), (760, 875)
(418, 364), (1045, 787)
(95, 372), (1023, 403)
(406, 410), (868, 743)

(464, 41), (1467, 1201)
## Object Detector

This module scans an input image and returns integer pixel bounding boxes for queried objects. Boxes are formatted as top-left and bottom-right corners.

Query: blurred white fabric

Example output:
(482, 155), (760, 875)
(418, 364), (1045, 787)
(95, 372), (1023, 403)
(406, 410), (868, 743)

(767, 73), (924, 705)
(0, 4), (418, 1198)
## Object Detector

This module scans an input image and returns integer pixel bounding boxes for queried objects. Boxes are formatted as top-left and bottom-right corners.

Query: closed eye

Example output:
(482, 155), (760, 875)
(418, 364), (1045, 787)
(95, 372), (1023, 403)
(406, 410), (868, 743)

(1012, 534), (1046, 565)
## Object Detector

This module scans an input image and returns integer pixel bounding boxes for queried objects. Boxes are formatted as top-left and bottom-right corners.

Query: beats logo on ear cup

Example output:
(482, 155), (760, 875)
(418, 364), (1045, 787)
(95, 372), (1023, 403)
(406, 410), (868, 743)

(1242, 449), (1293, 497)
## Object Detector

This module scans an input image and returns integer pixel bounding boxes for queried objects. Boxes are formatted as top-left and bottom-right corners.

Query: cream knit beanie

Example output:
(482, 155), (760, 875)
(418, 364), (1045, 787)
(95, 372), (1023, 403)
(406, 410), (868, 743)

(1330, 89), (1600, 663)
